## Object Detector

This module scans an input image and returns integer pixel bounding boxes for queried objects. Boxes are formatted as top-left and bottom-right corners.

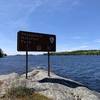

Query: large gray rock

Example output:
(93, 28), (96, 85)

(0, 69), (99, 100)
(0, 73), (19, 98)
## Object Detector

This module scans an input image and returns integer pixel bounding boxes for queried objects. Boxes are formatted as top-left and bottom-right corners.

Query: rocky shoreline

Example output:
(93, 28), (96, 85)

(0, 69), (100, 100)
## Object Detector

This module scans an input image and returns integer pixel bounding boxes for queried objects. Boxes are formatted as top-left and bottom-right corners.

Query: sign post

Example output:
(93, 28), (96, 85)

(48, 52), (50, 77)
(26, 51), (28, 79)
(17, 31), (56, 78)
(25, 33), (28, 79)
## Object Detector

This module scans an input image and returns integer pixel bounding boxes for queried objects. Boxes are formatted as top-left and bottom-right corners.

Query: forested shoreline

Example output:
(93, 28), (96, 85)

(44, 50), (100, 55)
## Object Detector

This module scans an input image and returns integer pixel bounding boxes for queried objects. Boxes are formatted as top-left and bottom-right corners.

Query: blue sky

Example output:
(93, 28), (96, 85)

(0, 0), (100, 55)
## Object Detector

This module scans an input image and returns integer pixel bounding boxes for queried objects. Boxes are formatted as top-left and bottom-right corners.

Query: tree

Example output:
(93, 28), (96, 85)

(0, 48), (7, 57)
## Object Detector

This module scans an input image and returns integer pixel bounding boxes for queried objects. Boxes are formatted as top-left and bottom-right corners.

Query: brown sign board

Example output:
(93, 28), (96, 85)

(17, 31), (56, 52)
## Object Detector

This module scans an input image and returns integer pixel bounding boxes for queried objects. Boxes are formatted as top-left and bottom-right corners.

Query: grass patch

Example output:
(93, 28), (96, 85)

(4, 86), (51, 100)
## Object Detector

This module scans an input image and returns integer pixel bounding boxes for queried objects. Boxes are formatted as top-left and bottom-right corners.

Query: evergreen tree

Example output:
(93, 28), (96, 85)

(0, 48), (3, 57)
(0, 48), (7, 57)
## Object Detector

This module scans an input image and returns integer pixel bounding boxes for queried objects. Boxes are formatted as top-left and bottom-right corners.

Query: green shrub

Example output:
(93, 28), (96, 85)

(6, 86), (33, 98)
(4, 86), (51, 100)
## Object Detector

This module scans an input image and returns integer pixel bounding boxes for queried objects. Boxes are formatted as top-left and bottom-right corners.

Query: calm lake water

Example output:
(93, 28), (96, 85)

(0, 55), (100, 92)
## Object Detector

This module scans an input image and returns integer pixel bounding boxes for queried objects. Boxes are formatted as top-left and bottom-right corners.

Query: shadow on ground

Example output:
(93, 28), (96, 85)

(39, 78), (85, 88)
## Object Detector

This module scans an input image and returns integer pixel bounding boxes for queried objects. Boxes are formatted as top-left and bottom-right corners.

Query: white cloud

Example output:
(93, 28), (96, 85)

(0, 0), (49, 38)
(66, 45), (89, 51)
(79, 45), (89, 49)
(95, 39), (100, 43)
(0, 0), (80, 28)
(0, 0), (81, 55)
(0, 0), (45, 25)
(43, 0), (80, 11)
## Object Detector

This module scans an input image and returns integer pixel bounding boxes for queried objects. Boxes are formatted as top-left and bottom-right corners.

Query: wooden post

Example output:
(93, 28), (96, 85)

(26, 51), (28, 79)
(26, 33), (28, 79)
(48, 51), (50, 77)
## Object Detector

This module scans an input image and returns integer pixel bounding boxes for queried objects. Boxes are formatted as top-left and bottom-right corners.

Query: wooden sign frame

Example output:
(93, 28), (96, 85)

(17, 31), (56, 52)
(17, 31), (56, 79)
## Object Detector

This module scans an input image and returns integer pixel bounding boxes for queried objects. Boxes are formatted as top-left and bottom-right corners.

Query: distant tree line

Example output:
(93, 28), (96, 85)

(0, 48), (7, 57)
(44, 50), (100, 55)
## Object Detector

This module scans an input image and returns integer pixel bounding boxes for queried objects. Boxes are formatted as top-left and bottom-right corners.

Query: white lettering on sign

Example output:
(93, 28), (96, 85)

(49, 37), (54, 44)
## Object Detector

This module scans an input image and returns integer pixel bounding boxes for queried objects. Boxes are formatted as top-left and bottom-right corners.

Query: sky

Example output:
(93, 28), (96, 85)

(0, 0), (100, 55)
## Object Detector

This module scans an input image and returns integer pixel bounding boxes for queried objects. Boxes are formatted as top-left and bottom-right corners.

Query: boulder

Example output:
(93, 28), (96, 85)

(0, 69), (99, 100)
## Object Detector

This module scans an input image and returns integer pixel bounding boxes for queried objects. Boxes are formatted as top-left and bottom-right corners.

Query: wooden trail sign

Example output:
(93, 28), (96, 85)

(17, 31), (56, 52)
(17, 31), (56, 79)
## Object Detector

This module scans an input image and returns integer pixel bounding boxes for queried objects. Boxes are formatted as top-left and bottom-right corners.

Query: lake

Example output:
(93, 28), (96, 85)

(0, 55), (100, 92)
